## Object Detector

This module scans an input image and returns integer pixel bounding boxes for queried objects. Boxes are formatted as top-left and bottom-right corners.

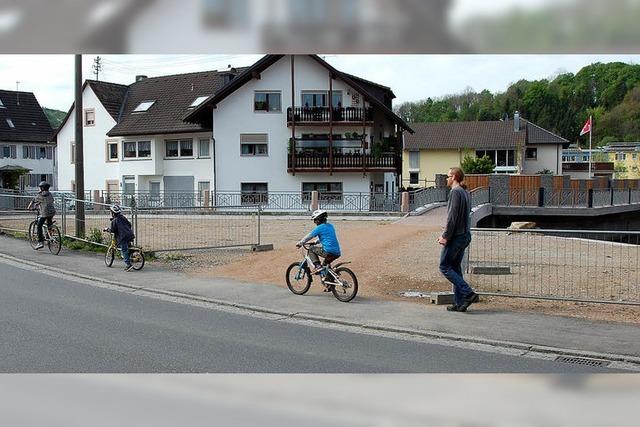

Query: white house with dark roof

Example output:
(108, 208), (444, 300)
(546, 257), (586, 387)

(0, 89), (54, 190)
(55, 55), (412, 209)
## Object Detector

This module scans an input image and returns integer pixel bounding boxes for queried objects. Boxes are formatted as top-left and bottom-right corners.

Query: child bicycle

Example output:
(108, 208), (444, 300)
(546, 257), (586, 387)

(104, 232), (145, 270)
(28, 212), (62, 255)
(285, 241), (358, 302)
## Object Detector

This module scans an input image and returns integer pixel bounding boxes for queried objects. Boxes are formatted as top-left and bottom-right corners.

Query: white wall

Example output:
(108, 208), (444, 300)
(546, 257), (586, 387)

(213, 55), (394, 194)
(56, 85), (120, 191)
(522, 144), (561, 175)
(0, 142), (54, 189)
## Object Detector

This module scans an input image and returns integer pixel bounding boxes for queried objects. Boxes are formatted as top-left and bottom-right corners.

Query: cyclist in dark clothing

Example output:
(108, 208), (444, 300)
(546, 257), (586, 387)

(27, 181), (56, 250)
(103, 204), (135, 271)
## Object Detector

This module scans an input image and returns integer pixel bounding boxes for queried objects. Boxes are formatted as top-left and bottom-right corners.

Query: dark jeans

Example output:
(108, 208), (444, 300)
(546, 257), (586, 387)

(37, 216), (54, 242)
(120, 241), (131, 266)
(439, 232), (474, 306)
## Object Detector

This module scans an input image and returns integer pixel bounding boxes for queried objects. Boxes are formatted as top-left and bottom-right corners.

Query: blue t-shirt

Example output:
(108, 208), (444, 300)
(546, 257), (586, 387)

(308, 223), (341, 256)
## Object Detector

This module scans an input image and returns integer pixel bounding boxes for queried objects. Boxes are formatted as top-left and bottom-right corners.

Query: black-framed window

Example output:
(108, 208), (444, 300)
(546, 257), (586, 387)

(254, 91), (281, 112)
(241, 182), (268, 205)
(301, 91), (342, 107)
(525, 147), (538, 160)
(409, 172), (419, 185)
(107, 141), (118, 161)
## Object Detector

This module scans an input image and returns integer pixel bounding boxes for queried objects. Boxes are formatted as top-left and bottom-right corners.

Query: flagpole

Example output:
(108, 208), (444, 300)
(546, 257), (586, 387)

(588, 115), (592, 179)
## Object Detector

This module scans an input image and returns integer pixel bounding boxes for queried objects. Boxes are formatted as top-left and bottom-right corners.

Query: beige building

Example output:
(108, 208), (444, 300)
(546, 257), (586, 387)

(402, 115), (568, 188)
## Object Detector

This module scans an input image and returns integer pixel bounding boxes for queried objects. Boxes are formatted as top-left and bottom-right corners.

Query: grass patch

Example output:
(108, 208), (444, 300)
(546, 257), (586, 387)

(62, 237), (107, 253)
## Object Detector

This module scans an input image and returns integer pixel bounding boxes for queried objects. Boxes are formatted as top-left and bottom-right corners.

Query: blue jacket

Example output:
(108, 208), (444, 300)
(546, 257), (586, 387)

(107, 214), (135, 246)
(300, 222), (341, 256)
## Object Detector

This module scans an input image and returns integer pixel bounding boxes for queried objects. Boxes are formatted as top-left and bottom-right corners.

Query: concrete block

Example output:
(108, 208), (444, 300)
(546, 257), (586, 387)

(508, 221), (537, 229)
(472, 266), (511, 275)
(430, 292), (455, 305)
(252, 244), (274, 252)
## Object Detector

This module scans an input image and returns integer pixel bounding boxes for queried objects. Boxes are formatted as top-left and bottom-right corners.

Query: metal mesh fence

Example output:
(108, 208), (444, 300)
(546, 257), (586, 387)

(468, 228), (640, 304)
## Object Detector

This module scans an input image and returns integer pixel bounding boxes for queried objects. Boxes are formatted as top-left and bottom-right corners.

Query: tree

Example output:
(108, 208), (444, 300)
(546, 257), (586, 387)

(461, 155), (495, 174)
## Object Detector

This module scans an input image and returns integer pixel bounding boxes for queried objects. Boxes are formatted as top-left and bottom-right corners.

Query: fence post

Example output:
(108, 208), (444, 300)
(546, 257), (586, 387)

(203, 190), (210, 208)
(629, 187), (632, 204)
(61, 193), (66, 237)
(133, 205), (138, 246)
(257, 206), (261, 246)
(587, 188), (594, 208)
(401, 191), (409, 213)
(310, 191), (319, 211)
(610, 188), (614, 206)
(538, 187), (544, 207)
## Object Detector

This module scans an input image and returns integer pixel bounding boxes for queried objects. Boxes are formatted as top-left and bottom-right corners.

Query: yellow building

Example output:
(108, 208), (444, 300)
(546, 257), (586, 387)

(402, 118), (568, 188)
(603, 143), (640, 179)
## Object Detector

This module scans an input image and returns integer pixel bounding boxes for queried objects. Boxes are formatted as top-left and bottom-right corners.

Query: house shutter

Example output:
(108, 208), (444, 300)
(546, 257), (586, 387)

(240, 134), (268, 144)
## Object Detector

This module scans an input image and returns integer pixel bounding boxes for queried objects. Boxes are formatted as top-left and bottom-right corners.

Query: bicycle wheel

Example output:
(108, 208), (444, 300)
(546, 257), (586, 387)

(47, 225), (62, 255)
(331, 267), (358, 302)
(285, 262), (311, 295)
(130, 249), (145, 270)
(105, 247), (115, 267)
(28, 221), (39, 249)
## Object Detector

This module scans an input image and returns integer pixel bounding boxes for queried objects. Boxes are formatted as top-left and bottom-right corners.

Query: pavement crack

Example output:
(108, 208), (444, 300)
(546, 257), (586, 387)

(274, 312), (301, 321)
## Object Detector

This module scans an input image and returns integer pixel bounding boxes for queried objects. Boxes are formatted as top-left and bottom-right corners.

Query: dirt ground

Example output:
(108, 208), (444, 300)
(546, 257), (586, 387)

(160, 209), (640, 325)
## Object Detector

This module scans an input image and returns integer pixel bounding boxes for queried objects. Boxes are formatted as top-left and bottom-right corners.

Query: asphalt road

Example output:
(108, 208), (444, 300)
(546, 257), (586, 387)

(0, 261), (621, 373)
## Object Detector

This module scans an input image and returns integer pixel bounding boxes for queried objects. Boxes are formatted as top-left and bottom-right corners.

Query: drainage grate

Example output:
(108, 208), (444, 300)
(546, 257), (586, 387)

(555, 356), (611, 367)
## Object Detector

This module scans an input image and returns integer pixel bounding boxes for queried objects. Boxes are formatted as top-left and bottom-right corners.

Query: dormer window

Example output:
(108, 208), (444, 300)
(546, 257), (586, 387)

(0, 98), (4, 108)
(6, 118), (15, 128)
(133, 100), (155, 113)
(189, 96), (210, 108)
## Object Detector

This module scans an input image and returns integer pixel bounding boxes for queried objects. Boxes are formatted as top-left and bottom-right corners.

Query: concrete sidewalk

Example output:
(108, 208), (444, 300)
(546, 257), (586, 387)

(1, 234), (639, 366)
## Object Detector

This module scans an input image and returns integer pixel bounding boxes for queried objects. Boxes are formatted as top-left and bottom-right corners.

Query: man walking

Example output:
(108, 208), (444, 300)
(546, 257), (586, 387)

(438, 167), (479, 312)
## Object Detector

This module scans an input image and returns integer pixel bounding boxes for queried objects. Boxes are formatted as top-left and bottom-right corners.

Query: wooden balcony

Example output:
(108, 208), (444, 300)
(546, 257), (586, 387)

(287, 106), (373, 126)
(288, 152), (399, 173)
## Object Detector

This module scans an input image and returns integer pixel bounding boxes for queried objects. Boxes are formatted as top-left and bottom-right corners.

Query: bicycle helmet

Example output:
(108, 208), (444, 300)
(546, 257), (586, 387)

(110, 204), (122, 215)
(311, 209), (328, 223)
(38, 181), (50, 190)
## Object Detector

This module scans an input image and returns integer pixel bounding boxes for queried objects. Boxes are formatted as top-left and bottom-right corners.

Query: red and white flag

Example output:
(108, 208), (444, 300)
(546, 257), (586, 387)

(580, 117), (592, 136)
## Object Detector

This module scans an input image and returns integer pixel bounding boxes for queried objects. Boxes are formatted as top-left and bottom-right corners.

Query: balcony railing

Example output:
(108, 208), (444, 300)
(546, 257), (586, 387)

(288, 152), (398, 171)
(287, 106), (373, 123)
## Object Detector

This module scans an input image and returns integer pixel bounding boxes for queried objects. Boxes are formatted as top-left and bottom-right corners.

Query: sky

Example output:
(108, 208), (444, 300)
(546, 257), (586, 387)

(0, 54), (638, 112)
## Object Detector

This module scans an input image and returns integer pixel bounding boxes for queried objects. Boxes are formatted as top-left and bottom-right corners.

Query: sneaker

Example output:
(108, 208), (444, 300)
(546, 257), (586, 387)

(34, 242), (44, 250)
(459, 292), (480, 311)
(446, 304), (465, 312)
(124, 264), (134, 272)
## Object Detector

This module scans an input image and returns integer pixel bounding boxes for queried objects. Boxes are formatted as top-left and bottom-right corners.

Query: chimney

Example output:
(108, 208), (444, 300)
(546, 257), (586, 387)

(135, 75), (147, 82)
(514, 111), (520, 132)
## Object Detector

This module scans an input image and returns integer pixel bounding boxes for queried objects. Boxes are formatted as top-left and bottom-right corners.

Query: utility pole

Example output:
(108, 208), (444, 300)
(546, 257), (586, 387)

(92, 56), (103, 80)
(75, 54), (85, 237)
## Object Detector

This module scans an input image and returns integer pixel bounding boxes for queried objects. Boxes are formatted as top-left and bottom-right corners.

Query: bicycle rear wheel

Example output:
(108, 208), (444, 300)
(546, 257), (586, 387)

(105, 247), (115, 267)
(28, 221), (39, 249)
(331, 267), (358, 302)
(286, 262), (311, 295)
(130, 249), (145, 270)
(47, 225), (62, 255)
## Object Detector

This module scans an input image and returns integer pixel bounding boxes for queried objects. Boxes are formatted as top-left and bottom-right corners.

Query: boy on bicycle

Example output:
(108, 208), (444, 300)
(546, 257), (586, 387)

(296, 209), (341, 275)
(103, 204), (135, 271)
(27, 181), (56, 250)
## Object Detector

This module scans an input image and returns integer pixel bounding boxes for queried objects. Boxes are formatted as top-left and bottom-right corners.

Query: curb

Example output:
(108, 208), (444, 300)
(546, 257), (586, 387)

(1, 251), (639, 369)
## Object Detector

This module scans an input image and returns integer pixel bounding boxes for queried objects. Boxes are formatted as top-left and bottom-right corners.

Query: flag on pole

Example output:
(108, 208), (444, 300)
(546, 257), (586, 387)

(580, 117), (592, 136)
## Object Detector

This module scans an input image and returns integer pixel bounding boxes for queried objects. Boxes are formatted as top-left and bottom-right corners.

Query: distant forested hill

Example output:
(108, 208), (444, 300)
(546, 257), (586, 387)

(43, 107), (66, 129)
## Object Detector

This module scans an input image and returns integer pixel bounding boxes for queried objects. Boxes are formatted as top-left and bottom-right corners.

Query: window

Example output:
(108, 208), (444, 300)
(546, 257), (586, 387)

(1, 145), (16, 159)
(123, 140), (151, 159)
(189, 96), (210, 108)
(165, 139), (194, 158)
(633, 154), (638, 160)
(133, 100), (155, 113)
(254, 91), (281, 112)
(525, 148), (537, 160)
(123, 176), (135, 195)
(198, 181), (211, 204)
(70, 142), (76, 164)
(6, 118), (15, 128)
(409, 172), (419, 185)
(106, 141), (118, 161)
(301, 91), (342, 107)
(583, 155), (589, 161)
(198, 138), (210, 158)
(0, 98), (4, 107)
(302, 182), (343, 201)
(84, 109), (95, 126)
(409, 151), (419, 170)
(241, 182), (268, 205)
(616, 153), (626, 161)
(240, 134), (268, 156)
(476, 150), (516, 166)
